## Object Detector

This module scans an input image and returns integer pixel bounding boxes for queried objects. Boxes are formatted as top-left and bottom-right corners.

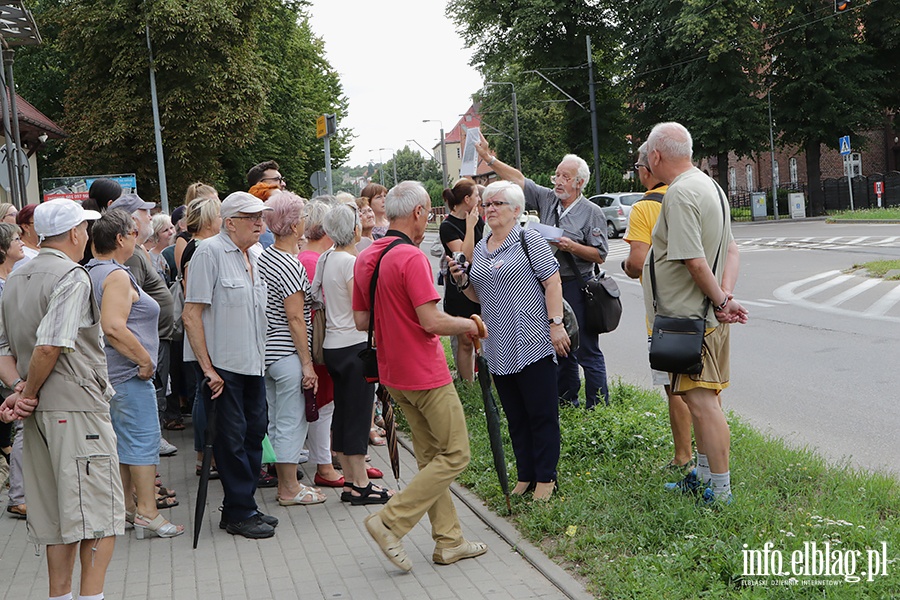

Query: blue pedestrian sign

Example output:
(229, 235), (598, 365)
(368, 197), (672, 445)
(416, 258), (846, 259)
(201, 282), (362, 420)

(839, 135), (851, 156)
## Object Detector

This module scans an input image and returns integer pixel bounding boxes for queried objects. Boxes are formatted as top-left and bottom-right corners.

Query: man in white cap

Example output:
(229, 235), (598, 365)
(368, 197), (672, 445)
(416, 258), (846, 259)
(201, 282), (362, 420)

(108, 193), (179, 459)
(0, 199), (124, 600)
(182, 191), (277, 539)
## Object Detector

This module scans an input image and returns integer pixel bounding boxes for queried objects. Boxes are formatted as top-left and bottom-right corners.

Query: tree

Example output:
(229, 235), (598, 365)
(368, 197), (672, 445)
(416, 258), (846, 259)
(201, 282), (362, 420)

(768, 0), (882, 214)
(626, 0), (769, 193)
(56, 0), (267, 202)
(14, 0), (350, 204)
(447, 0), (628, 175)
(220, 0), (351, 197)
(383, 146), (441, 186)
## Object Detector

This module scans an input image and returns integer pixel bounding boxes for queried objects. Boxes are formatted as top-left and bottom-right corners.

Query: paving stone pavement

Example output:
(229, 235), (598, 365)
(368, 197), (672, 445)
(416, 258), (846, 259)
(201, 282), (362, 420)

(0, 423), (593, 600)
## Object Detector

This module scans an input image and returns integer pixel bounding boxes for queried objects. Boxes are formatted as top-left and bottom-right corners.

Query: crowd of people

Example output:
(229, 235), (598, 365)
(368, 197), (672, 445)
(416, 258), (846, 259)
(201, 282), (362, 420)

(0, 121), (749, 598)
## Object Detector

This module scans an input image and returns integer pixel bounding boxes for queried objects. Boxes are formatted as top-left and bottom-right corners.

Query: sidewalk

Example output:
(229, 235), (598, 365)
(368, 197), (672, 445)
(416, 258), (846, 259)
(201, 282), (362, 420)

(0, 422), (593, 600)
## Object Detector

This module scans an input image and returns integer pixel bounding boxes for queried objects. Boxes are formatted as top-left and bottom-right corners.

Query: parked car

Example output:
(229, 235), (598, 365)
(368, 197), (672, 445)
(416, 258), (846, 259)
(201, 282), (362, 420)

(587, 193), (644, 238)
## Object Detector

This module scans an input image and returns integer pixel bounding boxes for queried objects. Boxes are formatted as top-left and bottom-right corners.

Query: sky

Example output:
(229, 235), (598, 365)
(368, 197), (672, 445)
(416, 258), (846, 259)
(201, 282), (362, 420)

(307, 0), (484, 168)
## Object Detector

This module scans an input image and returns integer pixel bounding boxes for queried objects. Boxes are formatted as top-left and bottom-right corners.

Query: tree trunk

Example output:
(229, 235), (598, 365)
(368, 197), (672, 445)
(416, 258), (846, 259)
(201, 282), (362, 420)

(806, 142), (824, 216)
(716, 151), (730, 196)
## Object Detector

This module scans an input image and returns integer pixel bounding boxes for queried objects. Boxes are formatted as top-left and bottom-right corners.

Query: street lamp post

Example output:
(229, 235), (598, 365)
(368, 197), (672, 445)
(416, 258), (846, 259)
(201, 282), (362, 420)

(369, 148), (385, 185)
(379, 147), (397, 186)
(485, 81), (521, 171)
(423, 119), (448, 189)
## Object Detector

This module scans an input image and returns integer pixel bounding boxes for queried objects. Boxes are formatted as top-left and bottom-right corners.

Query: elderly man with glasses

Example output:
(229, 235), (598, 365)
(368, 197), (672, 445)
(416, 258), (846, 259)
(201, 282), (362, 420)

(475, 134), (610, 409)
(182, 192), (278, 539)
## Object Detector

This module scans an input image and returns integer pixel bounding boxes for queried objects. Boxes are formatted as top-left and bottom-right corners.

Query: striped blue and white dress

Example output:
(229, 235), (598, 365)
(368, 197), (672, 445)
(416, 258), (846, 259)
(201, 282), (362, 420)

(468, 225), (559, 376)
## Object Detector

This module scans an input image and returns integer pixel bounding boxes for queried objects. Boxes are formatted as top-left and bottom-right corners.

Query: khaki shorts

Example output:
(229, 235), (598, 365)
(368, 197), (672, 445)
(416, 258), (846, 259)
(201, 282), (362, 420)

(23, 410), (125, 545)
(671, 324), (730, 395)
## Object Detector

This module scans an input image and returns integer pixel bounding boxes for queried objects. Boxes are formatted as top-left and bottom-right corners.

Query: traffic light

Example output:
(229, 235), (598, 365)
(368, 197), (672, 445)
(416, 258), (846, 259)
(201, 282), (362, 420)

(834, 0), (850, 12)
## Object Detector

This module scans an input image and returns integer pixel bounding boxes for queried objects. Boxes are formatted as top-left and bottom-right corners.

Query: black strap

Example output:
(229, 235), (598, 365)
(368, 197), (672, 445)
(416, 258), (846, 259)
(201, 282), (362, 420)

(648, 182), (728, 315)
(552, 197), (598, 288)
(366, 236), (411, 351)
(642, 191), (664, 203)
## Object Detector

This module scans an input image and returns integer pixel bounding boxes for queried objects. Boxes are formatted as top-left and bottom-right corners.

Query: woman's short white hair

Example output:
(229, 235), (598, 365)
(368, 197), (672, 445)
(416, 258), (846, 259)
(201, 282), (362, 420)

(647, 122), (693, 160)
(385, 181), (429, 220)
(483, 180), (524, 216)
(561, 154), (590, 185)
(323, 203), (359, 247)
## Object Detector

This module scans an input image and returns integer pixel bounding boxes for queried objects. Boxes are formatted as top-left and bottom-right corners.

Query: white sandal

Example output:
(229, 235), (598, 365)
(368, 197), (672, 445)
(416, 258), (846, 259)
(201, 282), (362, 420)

(134, 513), (185, 539)
(278, 484), (326, 506)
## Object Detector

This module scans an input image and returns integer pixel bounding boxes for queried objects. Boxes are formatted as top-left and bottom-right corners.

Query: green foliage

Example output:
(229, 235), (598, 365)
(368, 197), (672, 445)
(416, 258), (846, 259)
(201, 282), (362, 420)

(451, 374), (900, 598)
(448, 0), (629, 176)
(15, 0), (349, 204)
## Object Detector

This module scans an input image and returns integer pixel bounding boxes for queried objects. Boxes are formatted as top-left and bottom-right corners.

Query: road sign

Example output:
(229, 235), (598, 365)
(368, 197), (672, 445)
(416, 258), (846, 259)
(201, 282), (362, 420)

(316, 115), (327, 139)
(310, 170), (326, 195)
(874, 181), (884, 208)
(839, 135), (851, 156)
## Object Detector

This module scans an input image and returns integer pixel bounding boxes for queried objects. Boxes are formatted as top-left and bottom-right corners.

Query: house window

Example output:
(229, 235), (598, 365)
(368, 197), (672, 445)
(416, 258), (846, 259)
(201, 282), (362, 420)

(745, 164), (754, 191)
(729, 167), (736, 192)
(457, 147), (461, 159)
(789, 157), (798, 184)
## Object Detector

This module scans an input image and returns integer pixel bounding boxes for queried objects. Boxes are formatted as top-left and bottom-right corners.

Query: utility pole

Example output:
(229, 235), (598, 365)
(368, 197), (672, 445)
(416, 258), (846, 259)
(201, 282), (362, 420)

(586, 36), (601, 195)
(768, 90), (779, 219)
(146, 24), (169, 213)
(424, 120), (448, 188)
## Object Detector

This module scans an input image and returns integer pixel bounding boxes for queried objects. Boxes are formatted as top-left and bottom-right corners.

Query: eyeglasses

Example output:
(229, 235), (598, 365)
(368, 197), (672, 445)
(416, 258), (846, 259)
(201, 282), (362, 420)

(634, 164), (646, 171)
(481, 200), (510, 209)
(231, 214), (265, 223)
(550, 174), (574, 184)
(260, 176), (285, 184)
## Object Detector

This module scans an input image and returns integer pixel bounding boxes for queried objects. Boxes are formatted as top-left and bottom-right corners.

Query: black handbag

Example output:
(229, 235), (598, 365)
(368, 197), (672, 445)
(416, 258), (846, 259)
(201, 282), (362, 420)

(359, 235), (409, 384)
(647, 185), (728, 375)
(553, 204), (623, 335)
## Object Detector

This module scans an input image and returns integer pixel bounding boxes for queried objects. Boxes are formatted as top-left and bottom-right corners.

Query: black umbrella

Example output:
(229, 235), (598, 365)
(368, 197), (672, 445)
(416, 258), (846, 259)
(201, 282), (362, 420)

(470, 316), (511, 513)
(193, 377), (214, 549)
(377, 385), (400, 486)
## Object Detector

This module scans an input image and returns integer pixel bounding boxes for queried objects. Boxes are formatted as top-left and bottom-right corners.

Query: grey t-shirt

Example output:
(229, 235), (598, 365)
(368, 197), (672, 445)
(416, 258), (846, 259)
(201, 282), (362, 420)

(523, 179), (608, 279)
(126, 247), (175, 341)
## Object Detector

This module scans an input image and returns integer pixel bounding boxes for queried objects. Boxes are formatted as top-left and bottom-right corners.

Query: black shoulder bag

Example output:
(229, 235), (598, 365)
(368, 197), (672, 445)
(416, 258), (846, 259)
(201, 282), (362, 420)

(519, 229), (580, 353)
(647, 185), (728, 375)
(359, 233), (410, 383)
(553, 203), (623, 335)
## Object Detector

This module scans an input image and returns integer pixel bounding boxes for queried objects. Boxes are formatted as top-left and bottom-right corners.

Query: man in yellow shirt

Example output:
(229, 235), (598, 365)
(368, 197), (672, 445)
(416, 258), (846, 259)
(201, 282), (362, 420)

(623, 141), (693, 472)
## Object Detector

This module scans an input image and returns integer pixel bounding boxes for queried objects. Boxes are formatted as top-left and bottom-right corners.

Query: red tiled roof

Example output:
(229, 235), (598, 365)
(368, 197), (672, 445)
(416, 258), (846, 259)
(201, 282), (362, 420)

(444, 104), (481, 144)
(10, 93), (65, 137)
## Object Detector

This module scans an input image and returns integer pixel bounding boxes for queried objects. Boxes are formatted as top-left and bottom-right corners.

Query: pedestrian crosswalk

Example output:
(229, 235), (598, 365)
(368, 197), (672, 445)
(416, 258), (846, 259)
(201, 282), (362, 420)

(774, 270), (900, 323)
(736, 236), (900, 251)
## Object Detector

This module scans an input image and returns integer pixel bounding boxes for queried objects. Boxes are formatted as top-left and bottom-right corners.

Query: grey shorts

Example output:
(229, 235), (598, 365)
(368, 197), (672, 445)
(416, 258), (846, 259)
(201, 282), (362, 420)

(23, 410), (125, 545)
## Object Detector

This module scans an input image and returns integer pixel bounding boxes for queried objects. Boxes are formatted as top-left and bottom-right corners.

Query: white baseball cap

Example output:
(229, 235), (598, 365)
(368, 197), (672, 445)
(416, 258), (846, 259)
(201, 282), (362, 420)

(221, 191), (274, 219)
(34, 199), (102, 241)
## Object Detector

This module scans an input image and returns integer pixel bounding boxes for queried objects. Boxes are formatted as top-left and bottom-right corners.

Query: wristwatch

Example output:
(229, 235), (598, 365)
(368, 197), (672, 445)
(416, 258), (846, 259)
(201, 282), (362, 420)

(549, 316), (563, 325)
(487, 156), (496, 166)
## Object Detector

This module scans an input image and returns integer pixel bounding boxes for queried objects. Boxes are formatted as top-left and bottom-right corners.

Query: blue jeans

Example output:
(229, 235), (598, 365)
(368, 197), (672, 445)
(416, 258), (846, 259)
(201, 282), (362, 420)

(558, 279), (609, 408)
(204, 367), (267, 523)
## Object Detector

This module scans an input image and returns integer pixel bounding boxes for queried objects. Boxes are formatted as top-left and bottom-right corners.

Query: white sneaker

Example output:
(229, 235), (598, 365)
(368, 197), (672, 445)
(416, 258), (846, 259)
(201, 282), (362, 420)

(159, 438), (178, 457)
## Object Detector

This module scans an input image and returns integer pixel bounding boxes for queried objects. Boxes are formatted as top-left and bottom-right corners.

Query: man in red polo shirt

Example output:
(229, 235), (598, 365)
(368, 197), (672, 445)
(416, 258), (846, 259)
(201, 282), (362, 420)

(353, 181), (487, 573)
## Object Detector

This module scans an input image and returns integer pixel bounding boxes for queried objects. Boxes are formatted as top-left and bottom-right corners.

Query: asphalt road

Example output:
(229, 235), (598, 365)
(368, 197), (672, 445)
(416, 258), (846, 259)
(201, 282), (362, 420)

(425, 218), (900, 476)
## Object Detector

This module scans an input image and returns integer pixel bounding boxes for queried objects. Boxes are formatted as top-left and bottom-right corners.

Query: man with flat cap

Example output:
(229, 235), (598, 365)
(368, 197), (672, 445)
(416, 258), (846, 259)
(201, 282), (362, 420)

(182, 192), (277, 539)
(0, 198), (124, 600)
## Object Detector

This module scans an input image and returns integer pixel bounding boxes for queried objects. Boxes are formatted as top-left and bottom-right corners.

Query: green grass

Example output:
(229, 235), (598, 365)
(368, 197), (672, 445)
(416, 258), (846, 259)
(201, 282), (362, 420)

(430, 344), (900, 598)
(827, 208), (900, 220)
(849, 260), (900, 280)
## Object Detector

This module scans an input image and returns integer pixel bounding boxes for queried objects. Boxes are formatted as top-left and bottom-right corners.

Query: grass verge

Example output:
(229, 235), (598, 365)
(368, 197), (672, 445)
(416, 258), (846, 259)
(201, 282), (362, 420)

(827, 208), (900, 220)
(424, 346), (900, 598)
(848, 260), (900, 280)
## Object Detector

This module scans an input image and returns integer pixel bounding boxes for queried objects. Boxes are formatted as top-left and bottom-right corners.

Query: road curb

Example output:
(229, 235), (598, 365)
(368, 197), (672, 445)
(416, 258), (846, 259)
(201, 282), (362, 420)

(825, 219), (900, 224)
(396, 434), (595, 600)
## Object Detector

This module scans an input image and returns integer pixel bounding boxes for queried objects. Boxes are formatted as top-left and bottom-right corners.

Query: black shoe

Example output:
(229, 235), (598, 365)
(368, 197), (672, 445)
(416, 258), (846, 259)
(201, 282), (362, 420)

(224, 515), (275, 539)
(257, 468), (278, 488)
(219, 510), (279, 529)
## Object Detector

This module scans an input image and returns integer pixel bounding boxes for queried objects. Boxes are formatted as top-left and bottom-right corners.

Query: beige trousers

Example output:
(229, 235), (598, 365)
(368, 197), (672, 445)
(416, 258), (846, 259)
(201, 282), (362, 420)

(379, 383), (470, 548)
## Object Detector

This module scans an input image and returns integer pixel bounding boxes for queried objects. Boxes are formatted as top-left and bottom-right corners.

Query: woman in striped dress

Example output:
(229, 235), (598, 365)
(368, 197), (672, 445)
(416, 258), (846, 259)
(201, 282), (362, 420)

(453, 181), (570, 501)
(258, 192), (325, 506)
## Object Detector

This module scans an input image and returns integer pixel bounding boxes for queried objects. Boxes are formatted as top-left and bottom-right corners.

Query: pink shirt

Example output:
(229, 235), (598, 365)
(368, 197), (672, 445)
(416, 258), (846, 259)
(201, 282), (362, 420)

(353, 236), (451, 391)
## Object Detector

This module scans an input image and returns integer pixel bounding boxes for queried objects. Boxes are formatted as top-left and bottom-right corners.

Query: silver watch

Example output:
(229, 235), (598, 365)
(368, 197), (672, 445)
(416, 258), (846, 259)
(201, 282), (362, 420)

(549, 316), (563, 325)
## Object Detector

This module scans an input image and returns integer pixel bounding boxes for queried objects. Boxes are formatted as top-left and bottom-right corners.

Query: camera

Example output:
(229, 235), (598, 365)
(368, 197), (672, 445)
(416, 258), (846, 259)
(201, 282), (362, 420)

(452, 252), (469, 271)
